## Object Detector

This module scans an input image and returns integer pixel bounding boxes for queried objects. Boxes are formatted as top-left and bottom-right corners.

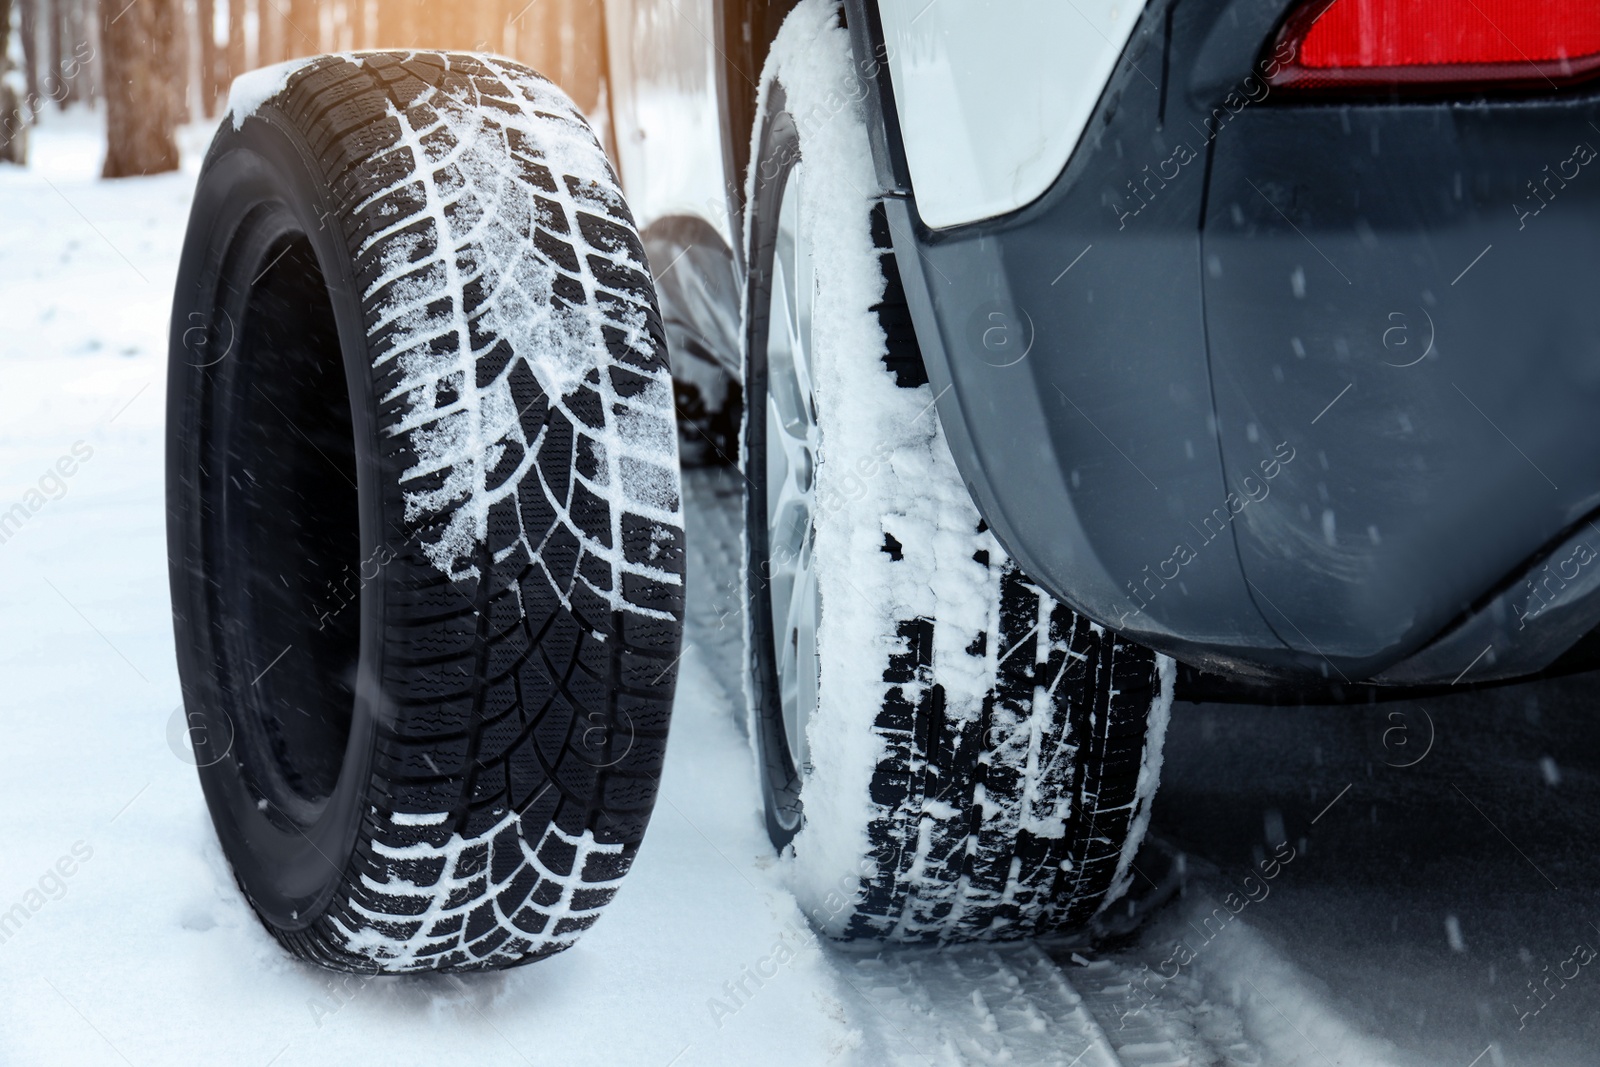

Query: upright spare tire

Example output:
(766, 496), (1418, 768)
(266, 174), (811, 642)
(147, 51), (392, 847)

(167, 52), (684, 973)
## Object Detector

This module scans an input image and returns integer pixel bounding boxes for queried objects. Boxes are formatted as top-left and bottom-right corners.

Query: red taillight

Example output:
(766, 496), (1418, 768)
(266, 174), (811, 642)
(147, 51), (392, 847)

(1267, 0), (1600, 92)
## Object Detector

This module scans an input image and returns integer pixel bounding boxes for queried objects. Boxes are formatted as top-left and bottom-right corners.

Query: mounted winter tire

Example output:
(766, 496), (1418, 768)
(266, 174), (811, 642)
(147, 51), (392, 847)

(167, 52), (684, 973)
(743, 3), (1176, 942)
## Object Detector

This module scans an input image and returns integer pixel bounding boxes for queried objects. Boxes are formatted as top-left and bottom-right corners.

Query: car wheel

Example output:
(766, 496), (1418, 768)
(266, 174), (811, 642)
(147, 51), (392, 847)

(167, 52), (684, 972)
(742, 2), (1177, 941)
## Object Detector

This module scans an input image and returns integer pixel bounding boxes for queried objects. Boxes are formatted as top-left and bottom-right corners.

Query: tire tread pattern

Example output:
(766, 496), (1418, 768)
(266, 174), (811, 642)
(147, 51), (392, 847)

(848, 559), (1161, 941)
(839, 209), (1162, 942)
(250, 51), (682, 973)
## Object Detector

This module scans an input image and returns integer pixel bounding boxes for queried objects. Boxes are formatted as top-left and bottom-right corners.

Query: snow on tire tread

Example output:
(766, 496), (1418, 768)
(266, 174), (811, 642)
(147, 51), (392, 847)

(240, 51), (682, 973)
(760, 1), (1173, 943)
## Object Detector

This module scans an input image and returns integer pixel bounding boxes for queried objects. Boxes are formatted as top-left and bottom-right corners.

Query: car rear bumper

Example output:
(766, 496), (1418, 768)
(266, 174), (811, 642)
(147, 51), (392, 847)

(873, 0), (1600, 684)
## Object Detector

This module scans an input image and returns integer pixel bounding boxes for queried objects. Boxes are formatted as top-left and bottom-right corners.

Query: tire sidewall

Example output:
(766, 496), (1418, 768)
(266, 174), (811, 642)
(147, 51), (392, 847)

(168, 109), (388, 931)
(743, 82), (809, 849)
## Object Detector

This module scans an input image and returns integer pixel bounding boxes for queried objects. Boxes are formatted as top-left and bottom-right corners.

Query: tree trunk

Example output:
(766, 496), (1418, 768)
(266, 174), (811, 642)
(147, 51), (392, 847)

(101, 0), (180, 177)
(64, 0), (84, 105)
(225, 0), (244, 85)
(284, 0), (317, 57)
(18, 0), (39, 104)
(0, 0), (11, 81)
(168, 0), (190, 123)
(401, 0), (421, 49)
(79, 0), (102, 103)
(466, 0), (492, 52)
(414, 0), (452, 50)
(448, 0), (476, 50)
(0, 0), (24, 163)
(373, 0), (402, 48)
(260, 0), (284, 65)
(198, 0), (218, 115)
(49, 0), (64, 99)
(354, 0), (371, 48)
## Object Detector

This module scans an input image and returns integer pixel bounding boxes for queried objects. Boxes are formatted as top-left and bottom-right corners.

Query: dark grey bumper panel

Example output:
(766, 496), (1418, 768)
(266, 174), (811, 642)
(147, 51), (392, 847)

(883, 194), (1293, 678)
(871, 0), (1600, 685)
(1205, 98), (1600, 675)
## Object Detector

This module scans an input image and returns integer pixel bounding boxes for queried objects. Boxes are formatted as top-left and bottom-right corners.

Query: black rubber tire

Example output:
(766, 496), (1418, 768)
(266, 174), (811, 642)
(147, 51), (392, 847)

(167, 51), (684, 973)
(741, 7), (1174, 942)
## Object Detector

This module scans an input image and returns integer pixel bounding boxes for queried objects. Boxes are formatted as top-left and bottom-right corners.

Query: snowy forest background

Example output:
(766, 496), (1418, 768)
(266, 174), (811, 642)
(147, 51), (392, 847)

(0, 0), (604, 175)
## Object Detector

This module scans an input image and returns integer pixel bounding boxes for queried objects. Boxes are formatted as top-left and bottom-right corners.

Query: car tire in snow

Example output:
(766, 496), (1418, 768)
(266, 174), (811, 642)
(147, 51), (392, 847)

(167, 52), (684, 972)
(742, 2), (1176, 942)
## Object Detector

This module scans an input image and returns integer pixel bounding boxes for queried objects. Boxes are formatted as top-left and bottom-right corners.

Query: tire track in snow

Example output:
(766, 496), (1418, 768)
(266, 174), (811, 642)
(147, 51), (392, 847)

(1059, 883), (1417, 1067)
(684, 470), (1310, 1067)
(829, 942), (1123, 1067)
(1067, 952), (1251, 1067)
(686, 470), (1123, 1064)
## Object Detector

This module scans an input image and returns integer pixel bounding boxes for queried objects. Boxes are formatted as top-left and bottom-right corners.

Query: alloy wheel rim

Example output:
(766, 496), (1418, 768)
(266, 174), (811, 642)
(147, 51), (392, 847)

(764, 163), (821, 779)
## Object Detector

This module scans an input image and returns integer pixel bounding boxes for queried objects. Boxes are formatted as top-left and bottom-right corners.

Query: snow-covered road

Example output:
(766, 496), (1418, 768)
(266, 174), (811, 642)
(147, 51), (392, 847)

(0, 112), (1114, 1067)
(1, 112), (1591, 1067)
(0, 112), (858, 1067)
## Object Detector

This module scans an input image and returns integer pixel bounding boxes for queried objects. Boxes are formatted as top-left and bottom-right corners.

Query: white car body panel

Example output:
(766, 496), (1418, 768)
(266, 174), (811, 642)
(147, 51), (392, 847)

(602, 0), (734, 246)
(877, 0), (1147, 229)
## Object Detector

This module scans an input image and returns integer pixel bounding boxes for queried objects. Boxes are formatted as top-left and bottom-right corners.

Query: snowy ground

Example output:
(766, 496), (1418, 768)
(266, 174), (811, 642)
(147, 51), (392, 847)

(1, 111), (1593, 1067)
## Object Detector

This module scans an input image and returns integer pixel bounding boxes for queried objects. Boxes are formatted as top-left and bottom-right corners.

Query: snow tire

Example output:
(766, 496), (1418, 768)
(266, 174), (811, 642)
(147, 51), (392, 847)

(742, 3), (1176, 942)
(167, 51), (683, 973)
